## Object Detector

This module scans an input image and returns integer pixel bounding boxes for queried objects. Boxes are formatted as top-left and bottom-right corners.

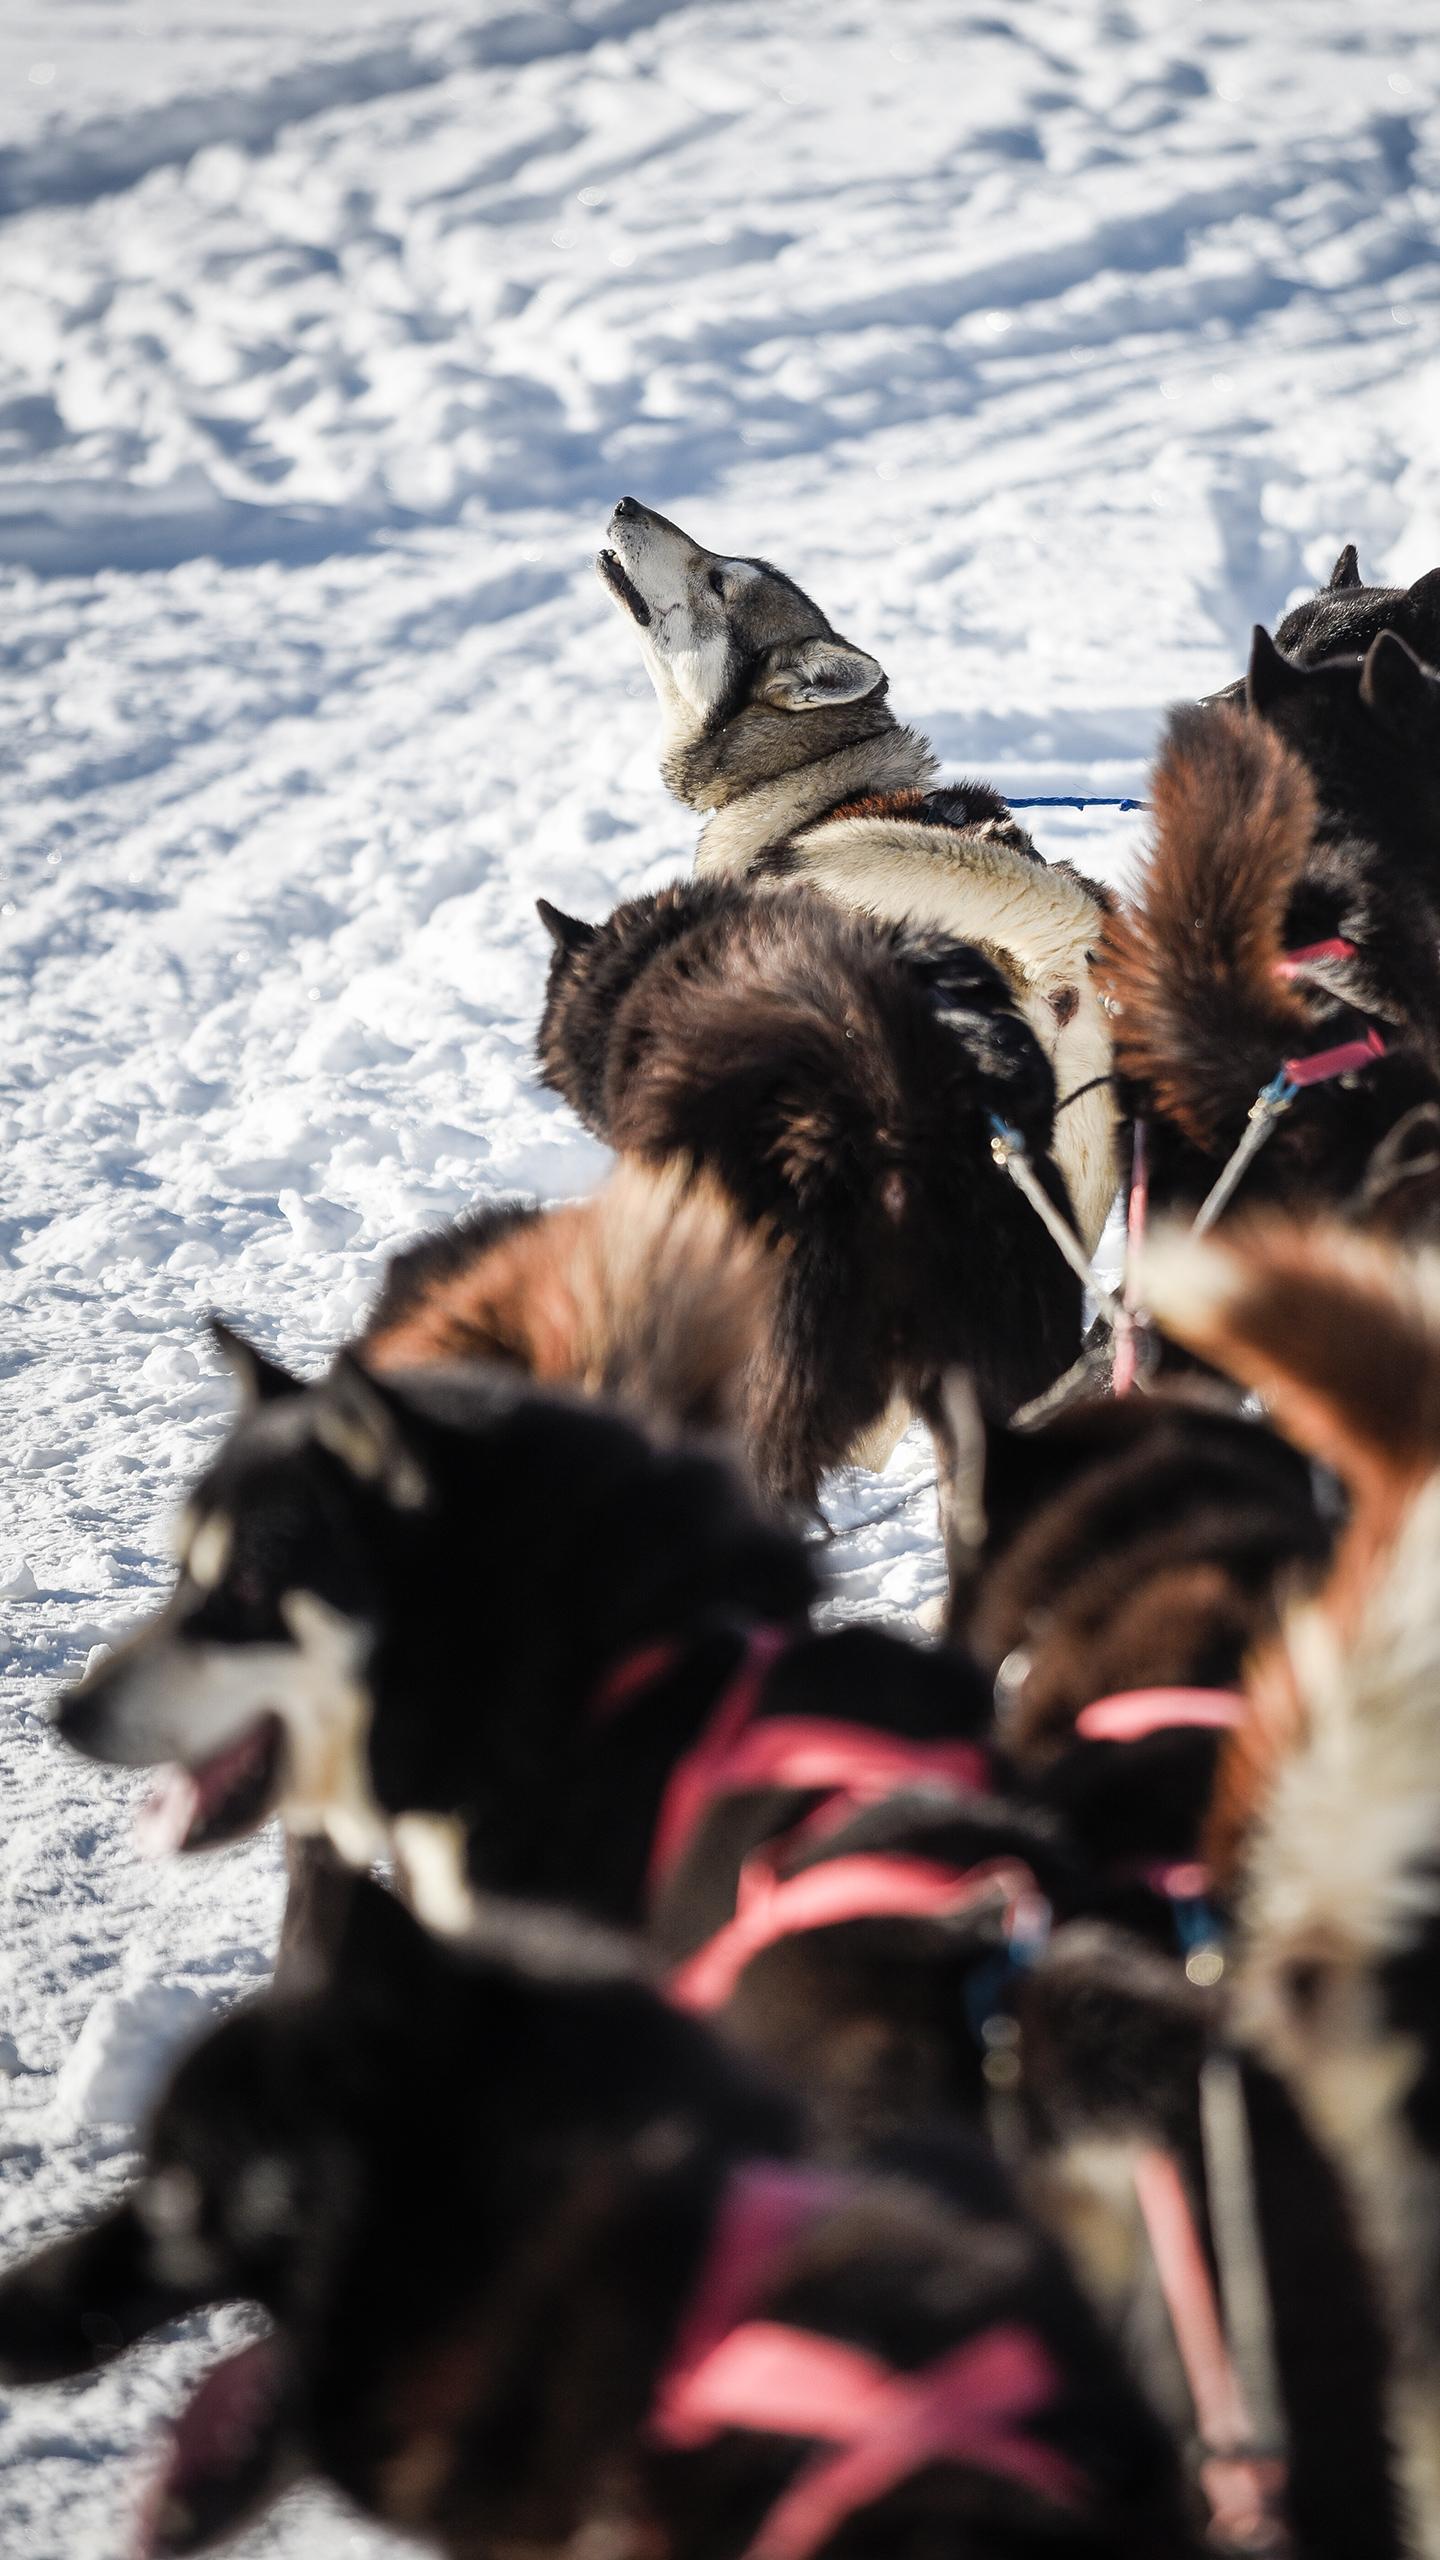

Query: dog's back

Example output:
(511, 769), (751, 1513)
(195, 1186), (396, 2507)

(539, 880), (1084, 1491)
(703, 788), (1117, 1254)
(357, 1162), (773, 1437)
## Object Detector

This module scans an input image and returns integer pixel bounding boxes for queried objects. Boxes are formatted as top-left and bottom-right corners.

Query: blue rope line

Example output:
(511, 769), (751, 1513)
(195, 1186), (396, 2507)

(1007, 795), (1148, 811)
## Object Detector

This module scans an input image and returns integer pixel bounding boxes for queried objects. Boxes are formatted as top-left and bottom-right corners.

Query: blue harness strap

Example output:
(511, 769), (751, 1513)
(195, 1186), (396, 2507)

(1006, 795), (1148, 811)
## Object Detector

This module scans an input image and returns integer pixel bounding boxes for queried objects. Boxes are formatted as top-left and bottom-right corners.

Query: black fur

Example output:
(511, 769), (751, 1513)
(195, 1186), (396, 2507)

(535, 876), (1084, 1514)
(0, 1883), (1198, 2560)
(48, 1377), (1401, 2554)
(1246, 627), (1440, 1058)
(960, 1388), (1335, 1887)
(1208, 552), (1440, 698)
(1016, 1925), (1404, 2560)
(1103, 695), (1440, 1233)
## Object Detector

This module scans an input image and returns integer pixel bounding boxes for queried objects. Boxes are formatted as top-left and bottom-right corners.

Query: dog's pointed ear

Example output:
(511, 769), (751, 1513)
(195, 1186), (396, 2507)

(536, 898), (596, 959)
(1360, 628), (1440, 743)
(1406, 566), (1440, 618)
(313, 1354), (432, 1511)
(332, 1874), (438, 1998)
(208, 1318), (302, 1406)
(755, 635), (885, 714)
(1327, 543), (1362, 591)
(1246, 625), (1302, 714)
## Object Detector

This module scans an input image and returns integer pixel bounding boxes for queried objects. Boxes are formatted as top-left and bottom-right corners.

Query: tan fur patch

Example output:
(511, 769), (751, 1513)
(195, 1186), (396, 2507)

(365, 1164), (773, 1437)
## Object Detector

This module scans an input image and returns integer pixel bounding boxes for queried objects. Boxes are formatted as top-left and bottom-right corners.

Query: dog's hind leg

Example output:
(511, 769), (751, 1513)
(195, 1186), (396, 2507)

(919, 1372), (988, 1639)
(274, 1833), (360, 1991)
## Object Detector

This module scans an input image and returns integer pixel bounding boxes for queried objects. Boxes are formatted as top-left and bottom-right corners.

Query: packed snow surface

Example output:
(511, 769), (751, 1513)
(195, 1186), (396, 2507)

(3, 1), (1438, 2549)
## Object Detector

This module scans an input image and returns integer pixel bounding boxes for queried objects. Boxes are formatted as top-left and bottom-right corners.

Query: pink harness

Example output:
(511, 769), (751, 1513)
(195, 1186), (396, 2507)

(591, 1625), (988, 1897)
(1270, 935), (1357, 981)
(1129, 930), (1382, 1279)
(1133, 2150), (1289, 2553)
(651, 2163), (1085, 2560)
(1066, 1695), (1288, 2547)
(671, 1850), (1045, 2014)
(1075, 1688), (1246, 1744)
(1075, 1686), (1243, 1908)
(1279, 1020), (1386, 1086)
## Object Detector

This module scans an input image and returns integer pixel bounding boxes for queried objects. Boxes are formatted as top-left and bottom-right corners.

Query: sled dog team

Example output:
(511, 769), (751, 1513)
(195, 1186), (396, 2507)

(9, 509), (1440, 2560)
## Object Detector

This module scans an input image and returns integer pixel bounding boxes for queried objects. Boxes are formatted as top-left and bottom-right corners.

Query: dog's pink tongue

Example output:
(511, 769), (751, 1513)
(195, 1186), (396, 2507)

(136, 1768), (202, 1860)
(134, 1719), (280, 1860)
(139, 2338), (284, 2557)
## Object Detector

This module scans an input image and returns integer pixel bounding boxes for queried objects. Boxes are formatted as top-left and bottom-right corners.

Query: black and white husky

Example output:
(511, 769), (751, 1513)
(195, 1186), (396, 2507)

(595, 498), (1118, 1260)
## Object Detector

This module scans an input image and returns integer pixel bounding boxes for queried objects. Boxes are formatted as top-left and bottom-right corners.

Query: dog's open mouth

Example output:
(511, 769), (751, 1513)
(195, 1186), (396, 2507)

(596, 548), (652, 626)
(137, 1715), (285, 1858)
(141, 2335), (298, 2557)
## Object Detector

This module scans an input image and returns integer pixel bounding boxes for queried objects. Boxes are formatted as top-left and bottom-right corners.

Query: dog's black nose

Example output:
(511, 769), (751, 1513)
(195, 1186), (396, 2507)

(52, 1682), (104, 1749)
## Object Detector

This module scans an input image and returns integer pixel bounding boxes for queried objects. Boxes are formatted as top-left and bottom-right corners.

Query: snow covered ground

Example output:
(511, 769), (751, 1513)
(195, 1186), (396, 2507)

(2, 0), (1438, 2548)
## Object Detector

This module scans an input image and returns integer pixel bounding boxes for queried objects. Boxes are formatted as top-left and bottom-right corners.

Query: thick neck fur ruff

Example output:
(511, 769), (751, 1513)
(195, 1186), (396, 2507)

(705, 793), (1115, 1252)
(694, 729), (937, 871)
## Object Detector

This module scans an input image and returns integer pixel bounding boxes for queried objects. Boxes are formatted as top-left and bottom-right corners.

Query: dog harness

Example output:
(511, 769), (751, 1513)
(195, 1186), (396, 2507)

(1270, 935), (1361, 982)
(1133, 2125), (1290, 2555)
(1074, 1688), (1245, 1744)
(1066, 1691), (1290, 2548)
(1191, 938), (1385, 1235)
(589, 1624), (989, 1896)
(1074, 1686), (1245, 1961)
(670, 1845), (1046, 2013)
(592, 1624), (1035, 2045)
(650, 2161), (1086, 2560)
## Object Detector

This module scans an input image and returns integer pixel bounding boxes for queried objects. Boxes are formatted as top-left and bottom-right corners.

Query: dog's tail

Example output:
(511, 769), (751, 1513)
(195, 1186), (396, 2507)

(1143, 1214), (1440, 1519)
(1147, 1221), (1440, 1976)
(1144, 1215), (1440, 1876)
(360, 1162), (772, 1434)
(1101, 704), (1317, 1150)
(610, 907), (1057, 1235)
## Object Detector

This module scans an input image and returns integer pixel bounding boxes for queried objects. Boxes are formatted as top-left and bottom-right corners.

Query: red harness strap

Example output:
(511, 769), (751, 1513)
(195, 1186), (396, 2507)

(589, 1623), (988, 1898)
(1270, 936), (1357, 980)
(652, 1715), (989, 1897)
(670, 1851), (1046, 2014)
(1075, 1689), (1246, 1744)
(1280, 1021), (1386, 1087)
(652, 2165), (1085, 2560)
(1133, 2150), (1288, 2553)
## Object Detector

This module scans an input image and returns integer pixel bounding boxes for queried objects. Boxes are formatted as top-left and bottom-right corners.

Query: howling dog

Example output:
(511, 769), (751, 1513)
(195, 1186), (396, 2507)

(594, 498), (1118, 1259)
